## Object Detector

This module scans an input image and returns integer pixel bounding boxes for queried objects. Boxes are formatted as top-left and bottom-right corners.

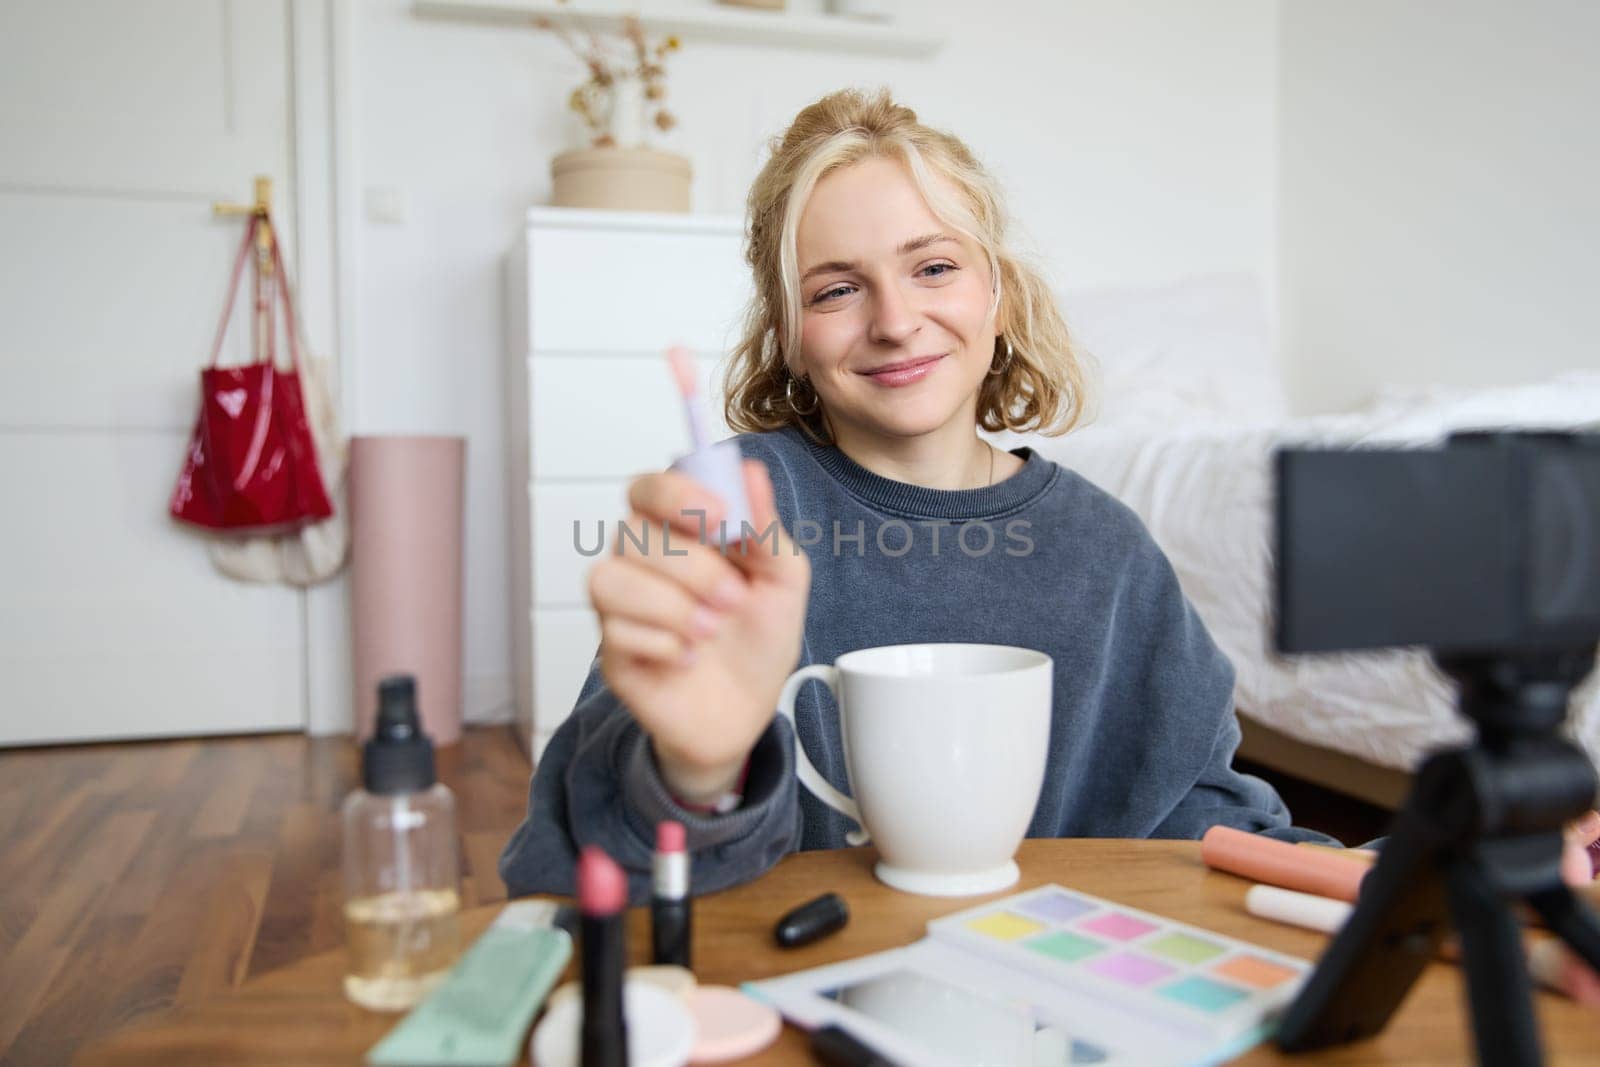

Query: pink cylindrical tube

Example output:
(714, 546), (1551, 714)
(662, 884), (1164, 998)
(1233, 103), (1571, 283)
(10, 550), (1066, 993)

(1201, 825), (1370, 902)
(350, 435), (466, 746)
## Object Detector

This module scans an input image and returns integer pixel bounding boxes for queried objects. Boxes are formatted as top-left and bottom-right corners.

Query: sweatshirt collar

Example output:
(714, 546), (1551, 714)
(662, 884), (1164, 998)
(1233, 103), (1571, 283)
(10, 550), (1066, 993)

(787, 425), (1057, 521)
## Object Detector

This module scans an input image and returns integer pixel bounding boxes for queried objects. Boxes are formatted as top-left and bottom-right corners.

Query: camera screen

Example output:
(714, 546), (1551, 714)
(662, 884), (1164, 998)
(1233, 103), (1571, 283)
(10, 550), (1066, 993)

(1275, 433), (1600, 654)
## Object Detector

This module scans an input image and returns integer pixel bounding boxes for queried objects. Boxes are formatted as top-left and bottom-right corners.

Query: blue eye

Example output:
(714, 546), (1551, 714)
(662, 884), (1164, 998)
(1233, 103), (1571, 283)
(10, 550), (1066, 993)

(810, 263), (956, 306)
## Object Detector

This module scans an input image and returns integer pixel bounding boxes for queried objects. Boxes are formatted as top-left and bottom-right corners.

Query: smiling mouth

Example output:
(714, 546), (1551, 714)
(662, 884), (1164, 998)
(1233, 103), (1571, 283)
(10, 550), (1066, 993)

(860, 354), (945, 376)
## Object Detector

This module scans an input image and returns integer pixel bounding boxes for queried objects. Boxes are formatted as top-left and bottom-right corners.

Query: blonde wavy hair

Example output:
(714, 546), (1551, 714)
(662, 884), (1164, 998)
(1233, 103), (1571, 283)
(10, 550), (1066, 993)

(723, 87), (1091, 443)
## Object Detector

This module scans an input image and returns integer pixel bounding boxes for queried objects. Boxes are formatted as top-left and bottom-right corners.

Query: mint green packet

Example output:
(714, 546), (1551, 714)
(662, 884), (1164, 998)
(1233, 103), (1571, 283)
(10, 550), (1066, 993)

(367, 901), (573, 1067)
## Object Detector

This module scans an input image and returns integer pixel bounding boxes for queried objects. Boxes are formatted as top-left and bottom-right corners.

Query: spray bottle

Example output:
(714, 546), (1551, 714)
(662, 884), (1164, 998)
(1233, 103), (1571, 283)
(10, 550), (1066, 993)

(342, 675), (461, 1011)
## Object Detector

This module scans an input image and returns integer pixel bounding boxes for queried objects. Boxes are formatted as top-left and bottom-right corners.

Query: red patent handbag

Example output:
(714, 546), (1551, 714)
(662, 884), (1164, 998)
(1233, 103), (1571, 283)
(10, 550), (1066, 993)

(170, 214), (334, 531)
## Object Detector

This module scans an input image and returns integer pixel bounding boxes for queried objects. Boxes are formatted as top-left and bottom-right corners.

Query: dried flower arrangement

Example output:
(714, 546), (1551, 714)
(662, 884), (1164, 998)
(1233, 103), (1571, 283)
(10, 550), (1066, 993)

(534, 0), (682, 148)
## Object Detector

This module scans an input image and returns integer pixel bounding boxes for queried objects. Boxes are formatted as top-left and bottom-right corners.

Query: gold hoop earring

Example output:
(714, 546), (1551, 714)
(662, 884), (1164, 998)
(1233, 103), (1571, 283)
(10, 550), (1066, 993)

(989, 335), (1015, 377)
(786, 373), (820, 416)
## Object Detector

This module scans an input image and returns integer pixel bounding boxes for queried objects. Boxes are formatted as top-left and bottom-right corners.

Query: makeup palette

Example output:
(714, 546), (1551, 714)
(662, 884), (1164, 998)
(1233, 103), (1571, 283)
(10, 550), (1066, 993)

(928, 885), (1308, 1044)
(745, 883), (1311, 1066)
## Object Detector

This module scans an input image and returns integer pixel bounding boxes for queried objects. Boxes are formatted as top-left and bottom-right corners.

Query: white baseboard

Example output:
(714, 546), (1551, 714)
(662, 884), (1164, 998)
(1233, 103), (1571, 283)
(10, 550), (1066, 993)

(465, 673), (515, 725)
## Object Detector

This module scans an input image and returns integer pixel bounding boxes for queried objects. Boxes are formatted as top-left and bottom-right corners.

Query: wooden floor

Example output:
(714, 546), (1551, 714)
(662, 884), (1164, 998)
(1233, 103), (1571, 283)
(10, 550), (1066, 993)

(0, 727), (1391, 1067)
(0, 726), (532, 1067)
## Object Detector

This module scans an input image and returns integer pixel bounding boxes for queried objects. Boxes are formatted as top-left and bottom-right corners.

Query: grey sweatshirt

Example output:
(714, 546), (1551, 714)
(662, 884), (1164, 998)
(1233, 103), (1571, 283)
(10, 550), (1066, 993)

(500, 426), (1336, 903)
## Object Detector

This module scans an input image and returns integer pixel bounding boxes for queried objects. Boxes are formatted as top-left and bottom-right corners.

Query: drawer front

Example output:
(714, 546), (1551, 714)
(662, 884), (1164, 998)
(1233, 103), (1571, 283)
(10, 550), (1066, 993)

(533, 606), (602, 743)
(532, 481), (628, 608)
(530, 353), (733, 481)
(527, 225), (748, 352)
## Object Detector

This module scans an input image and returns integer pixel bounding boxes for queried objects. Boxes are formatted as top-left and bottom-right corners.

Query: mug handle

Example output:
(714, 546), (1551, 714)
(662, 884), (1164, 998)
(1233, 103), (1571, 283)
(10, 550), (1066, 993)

(775, 664), (870, 847)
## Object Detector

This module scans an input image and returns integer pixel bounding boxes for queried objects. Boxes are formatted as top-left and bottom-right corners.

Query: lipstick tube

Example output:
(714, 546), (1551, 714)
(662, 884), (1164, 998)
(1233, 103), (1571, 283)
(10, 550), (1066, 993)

(651, 821), (691, 968)
(578, 846), (628, 1067)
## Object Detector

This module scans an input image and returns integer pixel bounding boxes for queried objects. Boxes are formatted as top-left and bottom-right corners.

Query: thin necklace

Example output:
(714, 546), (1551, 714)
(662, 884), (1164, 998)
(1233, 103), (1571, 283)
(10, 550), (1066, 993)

(986, 443), (995, 488)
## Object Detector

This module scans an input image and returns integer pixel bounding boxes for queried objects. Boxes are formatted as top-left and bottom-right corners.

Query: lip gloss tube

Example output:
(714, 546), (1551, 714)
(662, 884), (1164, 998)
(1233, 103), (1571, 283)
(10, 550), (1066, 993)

(670, 442), (753, 548)
(665, 346), (752, 547)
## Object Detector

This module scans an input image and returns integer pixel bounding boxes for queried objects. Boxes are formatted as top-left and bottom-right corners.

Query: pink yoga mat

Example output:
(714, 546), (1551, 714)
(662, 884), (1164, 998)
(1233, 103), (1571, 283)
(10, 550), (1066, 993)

(350, 435), (466, 746)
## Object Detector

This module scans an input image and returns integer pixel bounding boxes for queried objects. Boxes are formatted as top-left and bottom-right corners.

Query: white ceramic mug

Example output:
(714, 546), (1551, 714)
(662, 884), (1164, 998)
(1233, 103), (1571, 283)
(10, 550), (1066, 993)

(776, 643), (1053, 896)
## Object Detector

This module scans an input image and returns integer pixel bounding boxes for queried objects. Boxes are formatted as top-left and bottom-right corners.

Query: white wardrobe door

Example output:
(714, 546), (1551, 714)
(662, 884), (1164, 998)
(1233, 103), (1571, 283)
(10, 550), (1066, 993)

(1, 433), (304, 744)
(0, 0), (304, 744)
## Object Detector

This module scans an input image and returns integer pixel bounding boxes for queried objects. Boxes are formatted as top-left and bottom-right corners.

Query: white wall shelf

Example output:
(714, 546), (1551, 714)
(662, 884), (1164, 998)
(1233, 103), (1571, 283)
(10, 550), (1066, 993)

(413, 0), (943, 58)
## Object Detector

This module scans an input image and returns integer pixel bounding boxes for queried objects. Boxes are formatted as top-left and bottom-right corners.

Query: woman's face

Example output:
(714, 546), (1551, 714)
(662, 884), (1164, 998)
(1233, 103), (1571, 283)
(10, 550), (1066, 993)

(792, 156), (998, 444)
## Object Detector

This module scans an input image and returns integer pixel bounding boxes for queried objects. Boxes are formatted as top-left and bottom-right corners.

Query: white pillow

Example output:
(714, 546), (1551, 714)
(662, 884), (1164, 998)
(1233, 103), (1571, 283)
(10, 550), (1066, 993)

(1056, 274), (1289, 431)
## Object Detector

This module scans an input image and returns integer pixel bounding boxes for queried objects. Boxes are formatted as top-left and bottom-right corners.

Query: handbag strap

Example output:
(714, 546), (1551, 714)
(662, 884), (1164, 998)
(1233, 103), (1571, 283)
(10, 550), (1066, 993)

(208, 211), (308, 373)
(255, 236), (272, 369)
(266, 219), (305, 373)
(207, 212), (262, 369)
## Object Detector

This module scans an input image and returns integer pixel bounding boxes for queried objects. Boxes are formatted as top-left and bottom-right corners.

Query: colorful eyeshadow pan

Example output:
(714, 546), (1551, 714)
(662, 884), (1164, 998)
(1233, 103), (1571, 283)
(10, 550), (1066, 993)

(1212, 954), (1300, 989)
(1085, 951), (1175, 987)
(1015, 890), (1096, 924)
(1145, 931), (1226, 965)
(964, 911), (1045, 941)
(1159, 975), (1251, 1013)
(1078, 912), (1158, 942)
(1025, 930), (1104, 963)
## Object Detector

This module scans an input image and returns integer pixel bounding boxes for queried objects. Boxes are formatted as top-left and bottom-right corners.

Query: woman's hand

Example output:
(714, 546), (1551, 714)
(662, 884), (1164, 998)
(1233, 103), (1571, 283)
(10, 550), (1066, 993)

(587, 459), (811, 804)
(1538, 811), (1600, 1008)
(1562, 810), (1600, 886)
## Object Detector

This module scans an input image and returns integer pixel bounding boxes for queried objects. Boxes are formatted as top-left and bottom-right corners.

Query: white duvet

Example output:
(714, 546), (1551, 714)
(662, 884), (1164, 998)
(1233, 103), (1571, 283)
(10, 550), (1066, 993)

(1001, 372), (1600, 775)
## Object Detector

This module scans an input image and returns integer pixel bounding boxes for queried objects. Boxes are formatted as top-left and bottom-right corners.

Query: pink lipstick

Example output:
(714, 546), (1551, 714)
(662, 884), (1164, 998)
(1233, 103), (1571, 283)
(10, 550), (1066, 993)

(578, 845), (628, 1067)
(651, 820), (691, 968)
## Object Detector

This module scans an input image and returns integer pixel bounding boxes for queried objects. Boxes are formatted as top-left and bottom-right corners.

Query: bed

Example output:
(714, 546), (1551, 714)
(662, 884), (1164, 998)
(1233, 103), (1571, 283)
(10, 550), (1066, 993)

(993, 275), (1600, 809)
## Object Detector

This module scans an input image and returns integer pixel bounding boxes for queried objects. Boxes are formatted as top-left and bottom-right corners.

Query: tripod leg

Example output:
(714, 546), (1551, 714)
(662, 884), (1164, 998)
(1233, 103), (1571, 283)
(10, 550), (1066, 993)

(1274, 734), (1596, 1057)
(1527, 884), (1600, 974)
(1449, 859), (1542, 1066)
(1274, 787), (1451, 1051)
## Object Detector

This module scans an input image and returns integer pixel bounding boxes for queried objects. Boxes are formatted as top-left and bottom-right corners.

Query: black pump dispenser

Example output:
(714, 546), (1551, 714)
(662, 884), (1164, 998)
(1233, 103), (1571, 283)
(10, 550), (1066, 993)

(361, 675), (436, 795)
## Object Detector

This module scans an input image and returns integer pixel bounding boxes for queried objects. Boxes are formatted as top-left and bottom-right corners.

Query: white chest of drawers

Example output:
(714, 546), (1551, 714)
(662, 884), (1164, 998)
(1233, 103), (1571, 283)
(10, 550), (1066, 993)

(506, 207), (749, 761)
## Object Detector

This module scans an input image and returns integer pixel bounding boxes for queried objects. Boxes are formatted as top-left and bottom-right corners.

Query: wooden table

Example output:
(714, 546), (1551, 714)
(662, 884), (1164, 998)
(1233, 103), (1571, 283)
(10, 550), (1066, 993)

(79, 839), (1600, 1065)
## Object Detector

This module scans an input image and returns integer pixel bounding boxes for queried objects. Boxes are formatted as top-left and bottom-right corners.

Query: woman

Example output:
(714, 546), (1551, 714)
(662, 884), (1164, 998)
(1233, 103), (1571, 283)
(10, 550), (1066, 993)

(499, 88), (1600, 904)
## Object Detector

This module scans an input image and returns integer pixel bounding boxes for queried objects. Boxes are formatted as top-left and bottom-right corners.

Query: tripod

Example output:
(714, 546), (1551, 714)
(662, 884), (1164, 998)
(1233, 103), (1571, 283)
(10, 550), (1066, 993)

(1274, 648), (1600, 1065)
